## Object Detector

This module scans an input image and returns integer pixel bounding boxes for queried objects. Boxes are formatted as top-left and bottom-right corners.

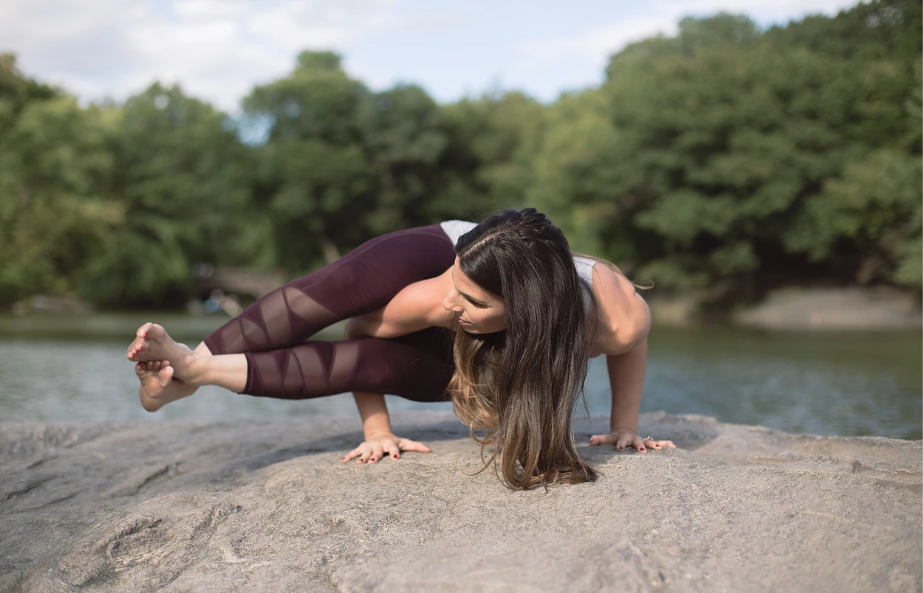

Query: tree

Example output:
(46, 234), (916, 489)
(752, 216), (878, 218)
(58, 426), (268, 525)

(357, 84), (449, 231)
(527, 88), (621, 259)
(243, 51), (375, 271)
(441, 91), (545, 220)
(78, 83), (252, 308)
(595, 7), (921, 292)
(0, 55), (120, 305)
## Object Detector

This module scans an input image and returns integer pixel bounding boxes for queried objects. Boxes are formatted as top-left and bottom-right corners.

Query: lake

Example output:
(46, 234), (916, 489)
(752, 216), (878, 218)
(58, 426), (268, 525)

(0, 313), (919, 440)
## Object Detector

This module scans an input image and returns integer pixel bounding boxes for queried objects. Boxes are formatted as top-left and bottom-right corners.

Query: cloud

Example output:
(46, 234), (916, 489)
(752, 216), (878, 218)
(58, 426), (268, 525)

(1, 0), (866, 110)
(517, 0), (861, 70)
(0, 0), (407, 111)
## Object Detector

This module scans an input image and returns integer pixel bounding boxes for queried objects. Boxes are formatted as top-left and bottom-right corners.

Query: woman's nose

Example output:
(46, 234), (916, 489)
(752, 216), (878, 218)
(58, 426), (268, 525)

(443, 292), (462, 312)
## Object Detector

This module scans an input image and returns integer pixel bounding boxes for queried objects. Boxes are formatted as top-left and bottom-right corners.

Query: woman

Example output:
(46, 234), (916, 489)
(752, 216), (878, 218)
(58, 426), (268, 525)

(127, 208), (674, 489)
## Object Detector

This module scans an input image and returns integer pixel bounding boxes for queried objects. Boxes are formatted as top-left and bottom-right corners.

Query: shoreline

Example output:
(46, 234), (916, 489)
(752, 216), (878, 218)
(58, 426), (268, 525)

(2, 412), (920, 592)
(3, 286), (921, 338)
(649, 285), (922, 330)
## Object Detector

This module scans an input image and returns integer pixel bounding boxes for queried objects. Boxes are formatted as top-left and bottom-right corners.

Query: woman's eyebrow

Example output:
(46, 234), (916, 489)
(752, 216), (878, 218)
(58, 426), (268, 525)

(452, 269), (489, 306)
(462, 293), (488, 306)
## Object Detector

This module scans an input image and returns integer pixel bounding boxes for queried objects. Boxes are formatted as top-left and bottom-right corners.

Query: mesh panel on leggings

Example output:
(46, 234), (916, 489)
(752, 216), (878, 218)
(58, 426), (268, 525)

(203, 225), (457, 357)
(243, 328), (454, 403)
(204, 286), (340, 355)
(200, 224), (458, 402)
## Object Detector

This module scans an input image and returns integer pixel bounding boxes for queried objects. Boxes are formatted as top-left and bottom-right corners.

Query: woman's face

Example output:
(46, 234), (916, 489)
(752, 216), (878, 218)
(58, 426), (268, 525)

(442, 258), (507, 334)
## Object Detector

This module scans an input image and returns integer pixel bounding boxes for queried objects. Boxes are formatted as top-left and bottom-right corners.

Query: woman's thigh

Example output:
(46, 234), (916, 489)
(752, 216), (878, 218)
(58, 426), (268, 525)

(205, 224), (456, 355)
(292, 224), (456, 318)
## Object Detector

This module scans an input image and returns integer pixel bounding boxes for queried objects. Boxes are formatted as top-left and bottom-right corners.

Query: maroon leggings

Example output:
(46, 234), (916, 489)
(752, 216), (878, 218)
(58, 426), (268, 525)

(203, 224), (457, 402)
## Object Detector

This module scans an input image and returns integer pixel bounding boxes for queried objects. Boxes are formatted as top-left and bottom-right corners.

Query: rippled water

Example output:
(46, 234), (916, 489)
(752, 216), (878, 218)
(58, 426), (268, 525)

(0, 314), (919, 439)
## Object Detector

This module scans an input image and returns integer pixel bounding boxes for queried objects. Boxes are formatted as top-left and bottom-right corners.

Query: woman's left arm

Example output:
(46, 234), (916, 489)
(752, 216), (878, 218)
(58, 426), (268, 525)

(586, 265), (676, 453)
(604, 339), (647, 446)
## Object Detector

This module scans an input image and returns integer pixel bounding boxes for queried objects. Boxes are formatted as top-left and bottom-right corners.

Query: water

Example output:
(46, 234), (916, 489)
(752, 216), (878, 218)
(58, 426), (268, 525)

(0, 314), (919, 439)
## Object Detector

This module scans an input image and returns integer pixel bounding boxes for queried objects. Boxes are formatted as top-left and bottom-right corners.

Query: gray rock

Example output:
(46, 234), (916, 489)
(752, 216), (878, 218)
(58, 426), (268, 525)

(1, 411), (920, 592)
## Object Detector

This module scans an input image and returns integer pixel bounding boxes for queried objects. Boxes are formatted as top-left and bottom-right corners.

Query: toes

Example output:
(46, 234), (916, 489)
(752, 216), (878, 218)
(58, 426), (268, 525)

(127, 338), (147, 359)
(136, 322), (154, 338)
(157, 365), (174, 388)
(135, 361), (156, 377)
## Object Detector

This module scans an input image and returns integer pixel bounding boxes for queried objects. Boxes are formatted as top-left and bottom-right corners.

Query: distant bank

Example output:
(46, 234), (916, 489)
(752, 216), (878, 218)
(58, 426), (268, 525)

(651, 286), (921, 331)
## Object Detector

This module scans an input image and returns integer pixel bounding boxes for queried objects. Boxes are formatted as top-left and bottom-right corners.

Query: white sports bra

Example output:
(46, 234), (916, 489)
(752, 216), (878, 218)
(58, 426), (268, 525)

(439, 220), (595, 311)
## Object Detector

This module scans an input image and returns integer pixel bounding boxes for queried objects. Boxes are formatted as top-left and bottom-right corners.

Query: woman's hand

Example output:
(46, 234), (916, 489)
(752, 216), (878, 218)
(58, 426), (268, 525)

(341, 431), (432, 464)
(589, 428), (676, 453)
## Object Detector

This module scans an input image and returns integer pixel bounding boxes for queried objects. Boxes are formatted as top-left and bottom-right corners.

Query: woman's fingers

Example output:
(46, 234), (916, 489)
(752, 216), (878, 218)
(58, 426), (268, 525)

(590, 432), (676, 453)
(398, 438), (432, 453)
(588, 433), (616, 446)
(616, 433), (636, 452)
(343, 437), (434, 466)
(341, 447), (363, 463)
(368, 443), (385, 463)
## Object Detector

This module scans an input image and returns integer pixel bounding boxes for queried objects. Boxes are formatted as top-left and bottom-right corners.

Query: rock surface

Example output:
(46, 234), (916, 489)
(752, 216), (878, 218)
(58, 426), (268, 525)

(1, 411), (920, 592)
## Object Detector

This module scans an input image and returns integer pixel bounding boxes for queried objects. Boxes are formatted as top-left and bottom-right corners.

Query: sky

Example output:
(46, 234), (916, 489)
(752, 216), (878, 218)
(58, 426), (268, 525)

(2, 0), (861, 112)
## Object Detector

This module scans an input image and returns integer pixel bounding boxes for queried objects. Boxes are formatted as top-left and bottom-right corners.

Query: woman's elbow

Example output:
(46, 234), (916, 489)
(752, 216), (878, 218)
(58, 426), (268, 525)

(609, 304), (650, 351)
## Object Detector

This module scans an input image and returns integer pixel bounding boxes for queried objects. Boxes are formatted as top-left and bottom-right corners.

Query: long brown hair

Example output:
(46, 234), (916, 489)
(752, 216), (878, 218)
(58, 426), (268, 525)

(447, 208), (600, 489)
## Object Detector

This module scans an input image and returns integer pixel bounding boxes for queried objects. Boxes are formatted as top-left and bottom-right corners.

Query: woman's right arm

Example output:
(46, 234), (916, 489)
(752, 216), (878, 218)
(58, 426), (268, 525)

(342, 391), (432, 463)
(340, 286), (444, 464)
(344, 268), (454, 339)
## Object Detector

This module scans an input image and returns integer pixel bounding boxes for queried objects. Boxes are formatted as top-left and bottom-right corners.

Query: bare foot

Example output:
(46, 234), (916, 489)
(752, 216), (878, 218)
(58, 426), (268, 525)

(135, 360), (198, 412)
(127, 323), (199, 381)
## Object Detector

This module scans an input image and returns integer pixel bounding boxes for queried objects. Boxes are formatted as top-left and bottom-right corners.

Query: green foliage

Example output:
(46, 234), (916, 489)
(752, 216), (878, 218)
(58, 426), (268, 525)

(1, 1), (920, 309)
(0, 56), (120, 303)
(527, 88), (621, 258)
(357, 84), (450, 231)
(78, 83), (252, 307)
(784, 149), (922, 284)
(442, 91), (544, 216)
(595, 3), (921, 291)
(243, 53), (374, 272)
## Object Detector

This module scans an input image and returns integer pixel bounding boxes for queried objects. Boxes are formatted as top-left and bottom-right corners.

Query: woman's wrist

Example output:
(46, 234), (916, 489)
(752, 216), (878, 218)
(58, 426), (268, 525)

(353, 391), (392, 439)
(362, 414), (392, 440)
(364, 426), (394, 441)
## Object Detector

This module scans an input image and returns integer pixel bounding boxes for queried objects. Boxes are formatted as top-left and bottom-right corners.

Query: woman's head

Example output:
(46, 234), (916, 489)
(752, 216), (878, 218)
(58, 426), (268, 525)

(446, 208), (598, 490)
(441, 257), (507, 334)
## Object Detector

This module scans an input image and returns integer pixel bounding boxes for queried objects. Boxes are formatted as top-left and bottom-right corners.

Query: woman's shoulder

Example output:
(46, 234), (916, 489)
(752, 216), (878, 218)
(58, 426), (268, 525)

(589, 264), (651, 354)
